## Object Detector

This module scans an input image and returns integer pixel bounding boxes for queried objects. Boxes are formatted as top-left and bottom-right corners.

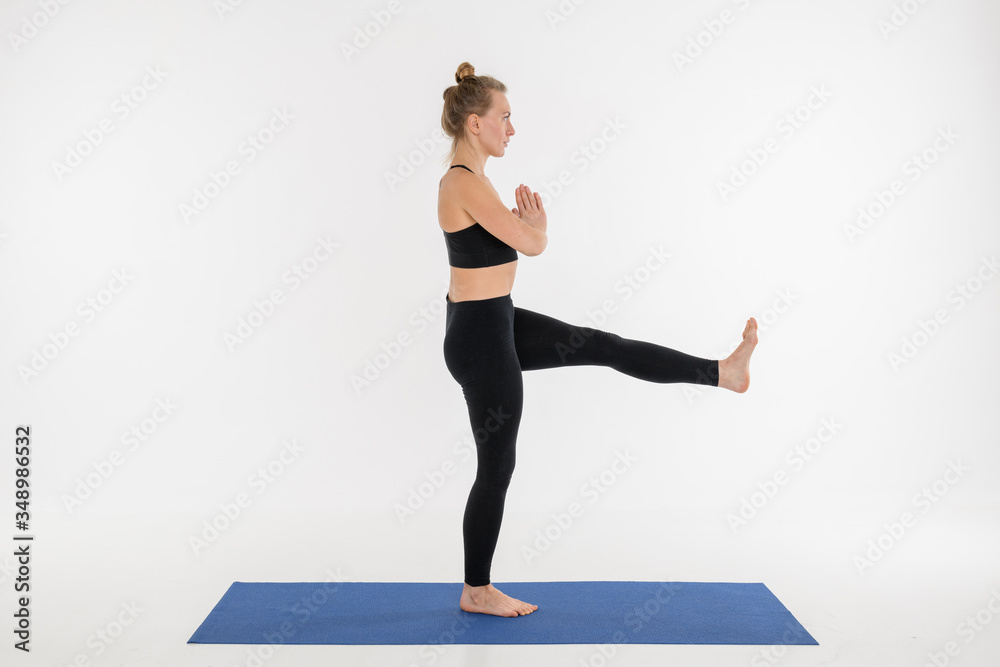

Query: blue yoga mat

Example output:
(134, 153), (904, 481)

(188, 581), (817, 645)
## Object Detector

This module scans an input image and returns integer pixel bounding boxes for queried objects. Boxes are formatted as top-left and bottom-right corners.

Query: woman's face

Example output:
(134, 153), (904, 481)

(474, 91), (515, 157)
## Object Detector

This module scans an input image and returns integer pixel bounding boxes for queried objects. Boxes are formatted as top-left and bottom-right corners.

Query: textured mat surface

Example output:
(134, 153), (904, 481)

(189, 580), (818, 645)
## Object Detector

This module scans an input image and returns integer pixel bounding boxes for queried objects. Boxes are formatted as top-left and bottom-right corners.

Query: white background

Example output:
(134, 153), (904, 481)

(1, 0), (998, 665)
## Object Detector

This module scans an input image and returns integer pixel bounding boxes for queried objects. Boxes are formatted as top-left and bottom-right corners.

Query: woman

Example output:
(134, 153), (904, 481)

(438, 62), (758, 618)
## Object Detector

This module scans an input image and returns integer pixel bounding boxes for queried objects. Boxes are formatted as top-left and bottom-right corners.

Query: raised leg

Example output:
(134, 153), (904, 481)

(513, 306), (731, 386)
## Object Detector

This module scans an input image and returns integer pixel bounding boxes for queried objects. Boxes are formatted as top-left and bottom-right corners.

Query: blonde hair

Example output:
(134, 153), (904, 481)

(440, 62), (507, 166)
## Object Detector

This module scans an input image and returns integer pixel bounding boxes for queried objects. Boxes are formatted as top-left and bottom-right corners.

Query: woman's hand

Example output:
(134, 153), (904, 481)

(511, 184), (547, 233)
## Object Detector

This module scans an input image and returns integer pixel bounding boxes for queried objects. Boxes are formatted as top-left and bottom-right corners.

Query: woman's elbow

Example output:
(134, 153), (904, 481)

(523, 234), (547, 257)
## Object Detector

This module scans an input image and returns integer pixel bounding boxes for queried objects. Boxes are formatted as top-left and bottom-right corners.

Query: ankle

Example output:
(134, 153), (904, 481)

(717, 358), (730, 390)
(464, 583), (491, 596)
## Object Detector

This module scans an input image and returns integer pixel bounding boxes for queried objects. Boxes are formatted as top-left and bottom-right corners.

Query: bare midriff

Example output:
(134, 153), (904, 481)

(447, 263), (517, 302)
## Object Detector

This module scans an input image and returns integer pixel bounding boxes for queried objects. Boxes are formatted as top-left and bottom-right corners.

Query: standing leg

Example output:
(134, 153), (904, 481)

(455, 346), (522, 590)
(443, 294), (537, 617)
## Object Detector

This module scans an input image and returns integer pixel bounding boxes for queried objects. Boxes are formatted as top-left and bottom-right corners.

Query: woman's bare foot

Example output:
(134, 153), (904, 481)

(718, 317), (758, 393)
(459, 583), (537, 617)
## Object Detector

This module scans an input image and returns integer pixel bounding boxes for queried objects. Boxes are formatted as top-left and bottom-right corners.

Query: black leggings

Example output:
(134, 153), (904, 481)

(442, 293), (719, 587)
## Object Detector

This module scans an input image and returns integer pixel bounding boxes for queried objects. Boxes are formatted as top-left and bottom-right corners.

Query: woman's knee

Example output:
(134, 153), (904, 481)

(474, 437), (517, 489)
(474, 462), (515, 492)
(469, 404), (518, 446)
(556, 326), (623, 366)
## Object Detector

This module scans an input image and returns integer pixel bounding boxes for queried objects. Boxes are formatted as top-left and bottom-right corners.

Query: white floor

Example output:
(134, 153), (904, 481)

(18, 504), (1000, 667)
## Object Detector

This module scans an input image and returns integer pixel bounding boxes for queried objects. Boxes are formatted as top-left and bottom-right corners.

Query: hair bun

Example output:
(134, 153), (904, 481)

(455, 62), (475, 84)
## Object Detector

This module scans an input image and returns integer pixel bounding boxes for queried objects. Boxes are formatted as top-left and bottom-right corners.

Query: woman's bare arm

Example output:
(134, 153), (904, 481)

(453, 174), (547, 256)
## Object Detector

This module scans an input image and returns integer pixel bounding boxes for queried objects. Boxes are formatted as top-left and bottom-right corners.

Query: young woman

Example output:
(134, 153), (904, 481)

(438, 62), (758, 618)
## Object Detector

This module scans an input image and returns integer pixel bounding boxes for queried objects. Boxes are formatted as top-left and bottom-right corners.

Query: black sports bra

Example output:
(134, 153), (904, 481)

(441, 165), (518, 269)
